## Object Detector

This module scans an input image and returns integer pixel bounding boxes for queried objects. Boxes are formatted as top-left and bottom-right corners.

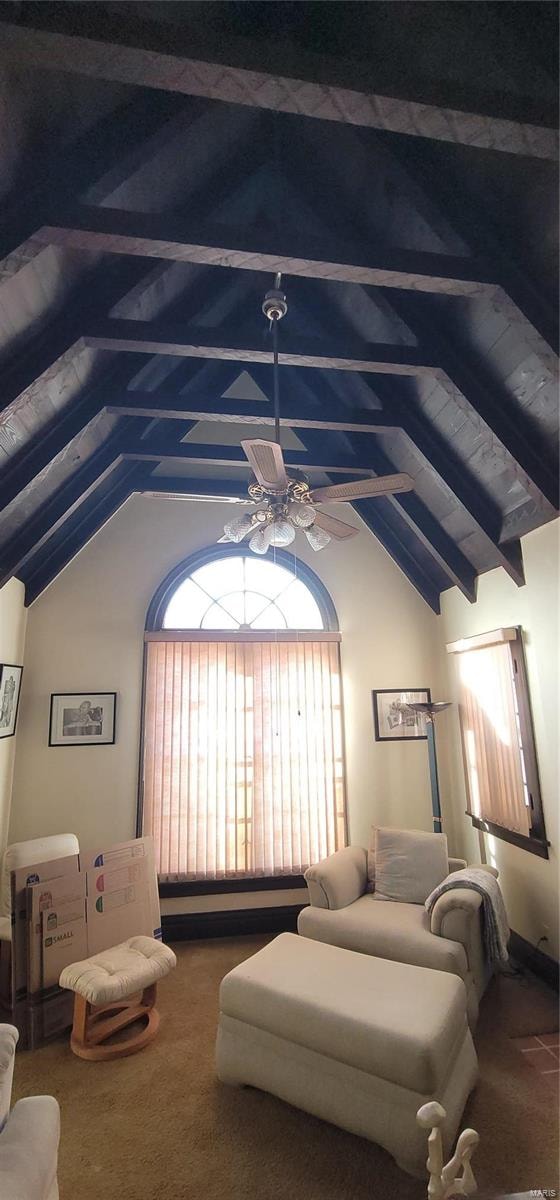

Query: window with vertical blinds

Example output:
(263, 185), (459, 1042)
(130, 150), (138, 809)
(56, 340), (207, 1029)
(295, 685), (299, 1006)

(140, 551), (347, 881)
(447, 627), (548, 857)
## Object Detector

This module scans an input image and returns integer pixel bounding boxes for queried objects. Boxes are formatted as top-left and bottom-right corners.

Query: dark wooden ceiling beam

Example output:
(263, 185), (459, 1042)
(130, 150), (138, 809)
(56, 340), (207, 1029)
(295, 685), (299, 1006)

(85, 318), (434, 375)
(0, 412), (155, 588)
(1, 18), (556, 159)
(0, 269), (225, 506)
(39, 204), (495, 296)
(0, 355), (147, 514)
(0, 447), (124, 590)
(345, 436), (477, 602)
(293, 422), (471, 603)
(106, 392), (399, 432)
(122, 440), (377, 475)
(351, 499), (442, 614)
(374, 133), (559, 358)
(0, 259), (152, 417)
(22, 462), (149, 606)
(380, 384), (526, 587)
(0, 91), (191, 281)
(381, 289), (559, 510)
(289, 275), (526, 584)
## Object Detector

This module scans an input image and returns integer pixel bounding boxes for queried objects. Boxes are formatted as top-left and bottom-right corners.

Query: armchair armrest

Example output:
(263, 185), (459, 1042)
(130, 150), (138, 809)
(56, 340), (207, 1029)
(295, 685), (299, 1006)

(0, 1096), (60, 1200)
(304, 846), (367, 910)
(448, 856), (467, 873)
(430, 888), (483, 941)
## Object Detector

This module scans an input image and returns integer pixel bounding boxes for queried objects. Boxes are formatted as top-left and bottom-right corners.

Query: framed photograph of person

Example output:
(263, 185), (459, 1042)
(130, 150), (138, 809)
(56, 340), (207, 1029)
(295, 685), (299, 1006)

(0, 664), (23, 739)
(48, 692), (117, 747)
(372, 688), (432, 742)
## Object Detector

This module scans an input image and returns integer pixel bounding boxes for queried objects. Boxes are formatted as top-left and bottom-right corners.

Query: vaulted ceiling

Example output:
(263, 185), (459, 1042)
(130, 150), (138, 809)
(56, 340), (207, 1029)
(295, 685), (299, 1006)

(0, 1), (558, 612)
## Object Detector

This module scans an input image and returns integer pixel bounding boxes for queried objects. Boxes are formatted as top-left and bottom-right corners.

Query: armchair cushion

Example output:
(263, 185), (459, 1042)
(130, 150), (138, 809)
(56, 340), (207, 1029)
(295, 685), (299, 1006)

(298, 894), (468, 979)
(304, 846), (367, 911)
(374, 827), (449, 905)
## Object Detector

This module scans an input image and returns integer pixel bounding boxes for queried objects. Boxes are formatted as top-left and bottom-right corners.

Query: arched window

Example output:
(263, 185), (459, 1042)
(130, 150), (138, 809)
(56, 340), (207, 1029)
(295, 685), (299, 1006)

(141, 548), (346, 884)
(146, 546), (338, 633)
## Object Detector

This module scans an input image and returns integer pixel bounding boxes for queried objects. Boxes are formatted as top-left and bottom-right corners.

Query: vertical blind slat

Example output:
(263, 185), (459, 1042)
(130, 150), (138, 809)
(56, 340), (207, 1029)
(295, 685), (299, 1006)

(142, 639), (346, 880)
(457, 642), (530, 837)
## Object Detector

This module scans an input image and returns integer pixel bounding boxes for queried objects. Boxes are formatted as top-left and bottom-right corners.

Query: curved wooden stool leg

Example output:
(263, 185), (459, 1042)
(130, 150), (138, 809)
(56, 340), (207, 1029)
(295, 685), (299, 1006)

(70, 984), (161, 1061)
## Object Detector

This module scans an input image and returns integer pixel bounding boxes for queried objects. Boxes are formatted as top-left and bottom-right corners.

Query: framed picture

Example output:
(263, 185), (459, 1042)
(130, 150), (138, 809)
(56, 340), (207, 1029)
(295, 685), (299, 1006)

(372, 688), (432, 742)
(49, 692), (117, 747)
(0, 664), (23, 739)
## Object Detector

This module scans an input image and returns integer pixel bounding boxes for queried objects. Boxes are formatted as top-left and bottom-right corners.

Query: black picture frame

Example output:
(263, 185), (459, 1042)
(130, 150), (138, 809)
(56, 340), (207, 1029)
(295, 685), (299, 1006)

(372, 688), (432, 742)
(0, 664), (23, 739)
(49, 691), (117, 746)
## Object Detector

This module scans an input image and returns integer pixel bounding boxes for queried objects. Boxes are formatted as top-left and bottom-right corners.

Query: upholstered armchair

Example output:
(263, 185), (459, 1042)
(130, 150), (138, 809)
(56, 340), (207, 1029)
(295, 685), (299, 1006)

(0, 1023), (60, 1199)
(298, 844), (499, 1026)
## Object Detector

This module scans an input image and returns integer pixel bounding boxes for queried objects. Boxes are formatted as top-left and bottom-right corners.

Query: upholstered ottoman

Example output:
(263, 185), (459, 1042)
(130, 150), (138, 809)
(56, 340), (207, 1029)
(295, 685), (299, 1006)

(216, 933), (478, 1178)
(60, 936), (176, 1060)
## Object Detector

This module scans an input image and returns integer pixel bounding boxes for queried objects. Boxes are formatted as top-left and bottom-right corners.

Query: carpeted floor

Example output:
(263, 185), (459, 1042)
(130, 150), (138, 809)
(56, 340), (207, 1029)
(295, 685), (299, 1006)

(12, 936), (560, 1200)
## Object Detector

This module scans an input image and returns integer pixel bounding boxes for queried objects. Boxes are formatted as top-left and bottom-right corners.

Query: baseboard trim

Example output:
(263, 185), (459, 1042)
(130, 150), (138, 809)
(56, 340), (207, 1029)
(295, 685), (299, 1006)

(162, 904), (305, 942)
(509, 930), (559, 992)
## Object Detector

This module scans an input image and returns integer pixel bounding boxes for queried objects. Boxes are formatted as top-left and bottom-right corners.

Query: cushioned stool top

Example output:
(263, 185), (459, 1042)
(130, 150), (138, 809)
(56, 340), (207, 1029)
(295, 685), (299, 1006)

(59, 936), (176, 1005)
(220, 932), (467, 1094)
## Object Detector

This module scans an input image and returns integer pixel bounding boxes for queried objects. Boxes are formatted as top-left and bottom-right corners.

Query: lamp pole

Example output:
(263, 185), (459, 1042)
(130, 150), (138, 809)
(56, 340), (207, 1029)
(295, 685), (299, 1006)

(406, 702), (452, 834)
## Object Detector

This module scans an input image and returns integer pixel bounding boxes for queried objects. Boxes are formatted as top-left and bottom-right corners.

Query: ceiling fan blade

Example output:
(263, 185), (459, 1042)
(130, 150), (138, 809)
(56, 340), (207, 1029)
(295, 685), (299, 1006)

(309, 473), (414, 503)
(313, 511), (359, 540)
(241, 439), (289, 491)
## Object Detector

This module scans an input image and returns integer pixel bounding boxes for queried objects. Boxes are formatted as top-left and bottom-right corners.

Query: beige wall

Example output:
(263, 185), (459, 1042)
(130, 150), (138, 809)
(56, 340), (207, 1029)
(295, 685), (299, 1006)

(441, 519), (559, 960)
(0, 578), (27, 854)
(10, 494), (452, 914)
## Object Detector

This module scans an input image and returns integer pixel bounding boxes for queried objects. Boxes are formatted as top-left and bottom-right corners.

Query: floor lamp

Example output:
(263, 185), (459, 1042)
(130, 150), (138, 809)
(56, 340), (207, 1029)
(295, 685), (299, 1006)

(407, 702), (452, 834)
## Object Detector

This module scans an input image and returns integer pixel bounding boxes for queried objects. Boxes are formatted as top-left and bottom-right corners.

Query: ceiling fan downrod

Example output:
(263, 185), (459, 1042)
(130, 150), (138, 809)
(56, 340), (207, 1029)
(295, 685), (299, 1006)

(262, 273), (287, 448)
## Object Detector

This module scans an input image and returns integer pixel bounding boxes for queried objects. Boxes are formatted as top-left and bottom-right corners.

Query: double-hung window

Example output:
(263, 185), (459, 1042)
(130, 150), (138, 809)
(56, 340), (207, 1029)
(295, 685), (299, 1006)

(140, 549), (347, 882)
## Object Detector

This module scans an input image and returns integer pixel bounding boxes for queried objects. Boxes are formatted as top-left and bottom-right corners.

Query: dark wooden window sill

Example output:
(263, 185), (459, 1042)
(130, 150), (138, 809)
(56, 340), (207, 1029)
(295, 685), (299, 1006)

(159, 874), (306, 898)
(467, 813), (549, 859)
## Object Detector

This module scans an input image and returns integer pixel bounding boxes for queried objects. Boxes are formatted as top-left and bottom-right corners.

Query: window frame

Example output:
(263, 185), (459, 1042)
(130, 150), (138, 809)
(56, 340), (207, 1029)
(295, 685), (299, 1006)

(449, 626), (549, 860)
(140, 545), (343, 895)
(145, 544), (339, 634)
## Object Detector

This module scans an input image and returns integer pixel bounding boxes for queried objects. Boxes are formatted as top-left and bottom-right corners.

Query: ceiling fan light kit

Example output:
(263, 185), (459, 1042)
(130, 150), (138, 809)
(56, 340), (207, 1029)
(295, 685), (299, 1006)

(219, 277), (414, 555)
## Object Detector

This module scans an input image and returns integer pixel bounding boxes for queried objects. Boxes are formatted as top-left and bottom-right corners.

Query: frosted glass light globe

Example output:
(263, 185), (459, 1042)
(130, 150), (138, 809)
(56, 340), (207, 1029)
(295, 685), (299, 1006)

(223, 513), (254, 543)
(304, 524), (331, 551)
(249, 525), (274, 555)
(287, 500), (316, 528)
(269, 517), (296, 547)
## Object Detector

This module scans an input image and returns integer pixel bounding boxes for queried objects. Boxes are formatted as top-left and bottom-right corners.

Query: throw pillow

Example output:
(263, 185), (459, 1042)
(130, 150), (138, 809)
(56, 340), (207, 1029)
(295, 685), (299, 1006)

(374, 826), (449, 905)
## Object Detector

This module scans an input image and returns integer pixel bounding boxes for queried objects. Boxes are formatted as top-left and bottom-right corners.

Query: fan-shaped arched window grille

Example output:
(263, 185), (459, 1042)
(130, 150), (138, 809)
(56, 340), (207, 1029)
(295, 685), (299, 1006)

(141, 548), (346, 883)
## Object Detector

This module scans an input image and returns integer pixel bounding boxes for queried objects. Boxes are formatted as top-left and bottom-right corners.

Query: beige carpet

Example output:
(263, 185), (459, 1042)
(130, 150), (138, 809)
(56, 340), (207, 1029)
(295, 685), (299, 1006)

(12, 936), (560, 1200)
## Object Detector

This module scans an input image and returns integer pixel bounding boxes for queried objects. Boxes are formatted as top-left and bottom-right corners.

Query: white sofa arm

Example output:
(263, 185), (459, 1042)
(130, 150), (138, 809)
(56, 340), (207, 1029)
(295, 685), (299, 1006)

(0, 1095), (60, 1200)
(304, 846), (367, 910)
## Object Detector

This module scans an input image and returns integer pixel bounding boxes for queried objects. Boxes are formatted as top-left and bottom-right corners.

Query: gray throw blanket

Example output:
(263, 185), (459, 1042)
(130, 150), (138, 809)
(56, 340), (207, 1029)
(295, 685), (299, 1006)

(425, 867), (510, 967)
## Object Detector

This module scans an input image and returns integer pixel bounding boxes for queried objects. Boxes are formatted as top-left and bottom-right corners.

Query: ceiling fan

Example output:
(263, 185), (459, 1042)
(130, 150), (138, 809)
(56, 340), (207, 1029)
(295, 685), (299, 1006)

(218, 276), (414, 554)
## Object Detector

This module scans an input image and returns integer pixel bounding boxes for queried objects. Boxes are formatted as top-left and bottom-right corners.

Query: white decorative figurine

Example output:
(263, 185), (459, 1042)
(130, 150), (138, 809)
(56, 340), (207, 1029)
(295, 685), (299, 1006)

(417, 1101), (479, 1199)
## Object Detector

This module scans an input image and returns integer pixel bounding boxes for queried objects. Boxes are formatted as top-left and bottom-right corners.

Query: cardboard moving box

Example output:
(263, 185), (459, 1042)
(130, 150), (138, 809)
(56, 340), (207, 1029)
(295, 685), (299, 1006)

(12, 837), (161, 1048)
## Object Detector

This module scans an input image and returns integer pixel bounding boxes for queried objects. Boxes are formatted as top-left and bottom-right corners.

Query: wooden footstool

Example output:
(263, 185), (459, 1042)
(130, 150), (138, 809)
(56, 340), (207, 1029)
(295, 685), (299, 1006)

(59, 935), (176, 1060)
